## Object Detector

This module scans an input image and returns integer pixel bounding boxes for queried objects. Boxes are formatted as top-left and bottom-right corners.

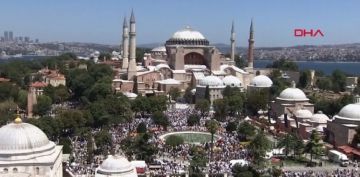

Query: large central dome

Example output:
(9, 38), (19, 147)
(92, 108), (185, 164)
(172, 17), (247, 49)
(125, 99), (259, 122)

(166, 26), (209, 46)
(171, 26), (206, 40)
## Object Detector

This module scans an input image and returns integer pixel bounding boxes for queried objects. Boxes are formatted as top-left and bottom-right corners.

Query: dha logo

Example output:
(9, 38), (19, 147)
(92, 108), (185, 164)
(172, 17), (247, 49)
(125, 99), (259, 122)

(294, 29), (324, 37)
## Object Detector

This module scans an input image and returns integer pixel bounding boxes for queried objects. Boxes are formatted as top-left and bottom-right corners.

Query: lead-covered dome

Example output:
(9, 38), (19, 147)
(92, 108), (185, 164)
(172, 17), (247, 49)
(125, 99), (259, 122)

(151, 46), (166, 52)
(222, 75), (242, 87)
(309, 111), (329, 124)
(0, 117), (56, 160)
(199, 75), (224, 87)
(166, 26), (209, 46)
(250, 75), (273, 88)
(295, 109), (313, 118)
(277, 82), (308, 101)
(96, 155), (137, 177)
(334, 103), (360, 121)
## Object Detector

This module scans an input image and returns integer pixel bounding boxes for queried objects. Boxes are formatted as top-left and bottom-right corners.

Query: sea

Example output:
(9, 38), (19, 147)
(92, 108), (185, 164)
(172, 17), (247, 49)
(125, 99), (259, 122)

(1, 56), (360, 76)
(255, 60), (360, 76)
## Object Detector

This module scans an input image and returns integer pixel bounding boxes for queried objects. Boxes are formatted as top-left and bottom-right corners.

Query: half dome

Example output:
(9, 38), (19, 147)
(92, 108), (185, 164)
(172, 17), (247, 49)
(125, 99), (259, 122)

(250, 75), (273, 88)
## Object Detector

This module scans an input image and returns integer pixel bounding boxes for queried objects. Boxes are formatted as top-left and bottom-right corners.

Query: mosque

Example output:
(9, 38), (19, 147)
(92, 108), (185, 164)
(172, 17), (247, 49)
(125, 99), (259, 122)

(112, 10), (274, 100)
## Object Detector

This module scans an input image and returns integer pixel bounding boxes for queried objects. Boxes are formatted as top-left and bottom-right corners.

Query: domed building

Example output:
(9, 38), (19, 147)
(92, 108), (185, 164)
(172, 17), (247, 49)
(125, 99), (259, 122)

(327, 96), (360, 147)
(165, 26), (226, 72)
(249, 75), (273, 88)
(0, 116), (63, 177)
(222, 75), (242, 88)
(195, 75), (226, 104)
(271, 81), (314, 118)
(95, 155), (138, 177)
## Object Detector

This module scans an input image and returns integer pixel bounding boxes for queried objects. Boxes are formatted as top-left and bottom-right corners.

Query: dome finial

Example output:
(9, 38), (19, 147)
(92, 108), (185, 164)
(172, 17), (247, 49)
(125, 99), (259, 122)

(291, 80), (296, 88)
(14, 114), (22, 124)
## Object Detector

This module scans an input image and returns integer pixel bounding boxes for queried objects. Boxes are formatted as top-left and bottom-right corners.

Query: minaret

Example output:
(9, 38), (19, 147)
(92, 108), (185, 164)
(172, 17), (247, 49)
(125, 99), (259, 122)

(127, 10), (137, 80)
(122, 16), (129, 70)
(230, 21), (236, 62)
(247, 19), (254, 68)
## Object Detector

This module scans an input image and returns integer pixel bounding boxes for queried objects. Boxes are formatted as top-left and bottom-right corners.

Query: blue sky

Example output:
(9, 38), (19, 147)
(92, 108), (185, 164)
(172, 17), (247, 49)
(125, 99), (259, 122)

(0, 0), (359, 47)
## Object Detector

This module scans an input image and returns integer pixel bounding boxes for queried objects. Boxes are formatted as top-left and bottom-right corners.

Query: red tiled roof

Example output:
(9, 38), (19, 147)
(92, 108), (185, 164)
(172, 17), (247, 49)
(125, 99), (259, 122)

(31, 81), (48, 88)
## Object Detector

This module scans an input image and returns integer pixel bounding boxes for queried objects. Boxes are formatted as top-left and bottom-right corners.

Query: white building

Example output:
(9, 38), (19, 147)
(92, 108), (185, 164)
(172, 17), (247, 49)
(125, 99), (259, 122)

(95, 155), (138, 177)
(0, 116), (63, 177)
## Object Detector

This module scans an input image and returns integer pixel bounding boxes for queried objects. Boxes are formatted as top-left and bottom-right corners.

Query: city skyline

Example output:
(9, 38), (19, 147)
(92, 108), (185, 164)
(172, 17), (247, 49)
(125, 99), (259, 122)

(0, 0), (359, 47)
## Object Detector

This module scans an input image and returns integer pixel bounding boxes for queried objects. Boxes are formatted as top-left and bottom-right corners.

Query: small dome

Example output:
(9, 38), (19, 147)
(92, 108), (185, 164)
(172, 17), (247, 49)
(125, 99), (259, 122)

(335, 103), (360, 121)
(158, 78), (181, 85)
(97, 155), (137, 176)
(278, 83), (308, 101)
(309, 111), (329, 124)
(0, 119), (56, 160)
(199, 75), (224, 87)
(171, 26), (206, 40)
(222, 75), (242, 87)
(314, 125), (325, 132)
(151, 46), (166, 52)
(250, 75), (273, 88)
(0, 122), (50, 151)
(155, 63), (170, 70)
(295, 109), (313, 118)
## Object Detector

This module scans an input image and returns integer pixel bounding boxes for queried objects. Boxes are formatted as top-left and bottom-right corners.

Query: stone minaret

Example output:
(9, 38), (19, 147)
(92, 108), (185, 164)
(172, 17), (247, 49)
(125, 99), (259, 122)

(247, 19), (254, 68)
(122, 16), (129, 70)
(127, 10), (137, 80)
(230, 21), (236, 61)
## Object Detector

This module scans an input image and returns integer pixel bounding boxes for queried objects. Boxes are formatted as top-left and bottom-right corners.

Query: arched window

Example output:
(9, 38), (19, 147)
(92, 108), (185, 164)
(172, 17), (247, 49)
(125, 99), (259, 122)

(13, 168), (18, 173)
(36, 167), (40, 175)
(3, 168), (8, 173)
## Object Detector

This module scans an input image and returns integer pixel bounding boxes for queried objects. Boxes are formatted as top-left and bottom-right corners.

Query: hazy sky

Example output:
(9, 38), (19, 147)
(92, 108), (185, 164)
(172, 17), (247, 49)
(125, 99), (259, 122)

(0, 0), (359, 47)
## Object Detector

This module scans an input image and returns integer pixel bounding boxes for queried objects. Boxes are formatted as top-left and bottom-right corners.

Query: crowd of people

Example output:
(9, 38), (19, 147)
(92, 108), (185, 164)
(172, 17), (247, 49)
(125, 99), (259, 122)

(283, 168), (359, 177)
(65, 104), (358, 177)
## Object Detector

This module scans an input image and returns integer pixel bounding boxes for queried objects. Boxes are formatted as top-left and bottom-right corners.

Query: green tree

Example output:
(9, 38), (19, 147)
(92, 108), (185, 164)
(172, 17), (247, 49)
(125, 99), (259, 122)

(195, 99), (210, 117)
(169, 87), (181, 101)
(148, 96), (167, 113)
(152, 111), (169, 130)
(0, 82), (19, 101)
(299, 70), (311, 88)
(213, 99), (228, 122)
(58, 109), (86, 136)
(183, 87), (194, 104)
(303, 130), (323, 165)
(205, 119), (219, 175)
(237, 121), (256, 141)
(277, 133), (296, 158)
(226, 121), (237, 133)
(189, 146), (207, 177)
(33, 95), (52, 116)
(16, 89), (28, 110)
(165, 135), (184, 148)
(331, 69), (346, 92)
(267, 58), (298, 71)
(95, 129), (112, 154)
(246, 90), (269, 116)
(59, 137), (72, 154)
(204, 85), (210, 101)
(121, 133), (158, 163)
(248, 131), (271, 167)
(187, 114), (200, 126)
(316, 77), (332, 91)
(136, 122), (147, 134)
(131, 95), (150, 116)
(232, 164), (259, 177)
